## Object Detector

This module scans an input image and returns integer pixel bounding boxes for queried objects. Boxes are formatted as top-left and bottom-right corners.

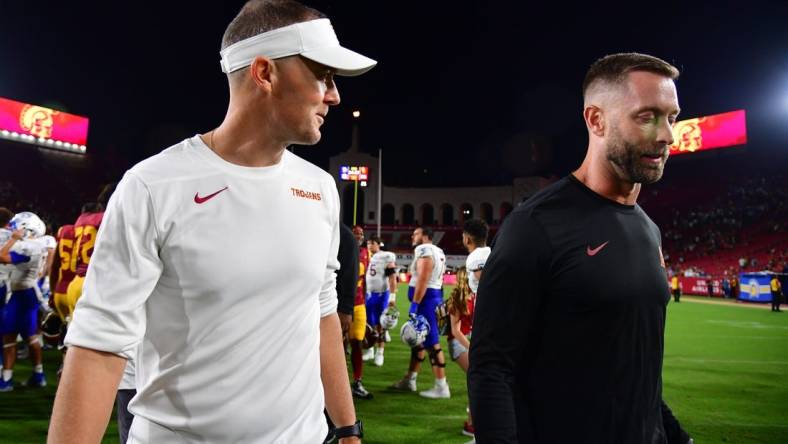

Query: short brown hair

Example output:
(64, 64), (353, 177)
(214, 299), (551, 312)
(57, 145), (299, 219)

(0, 207), (13, 227)
(97, 182), (117, 210)
(583, 53), (679, 100)
(418, 226), (433, 240)
(221, 0), (326, 51)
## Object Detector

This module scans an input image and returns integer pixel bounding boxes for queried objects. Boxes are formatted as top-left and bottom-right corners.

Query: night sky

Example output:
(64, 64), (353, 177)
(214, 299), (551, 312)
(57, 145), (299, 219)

(2, 1), (787, 186)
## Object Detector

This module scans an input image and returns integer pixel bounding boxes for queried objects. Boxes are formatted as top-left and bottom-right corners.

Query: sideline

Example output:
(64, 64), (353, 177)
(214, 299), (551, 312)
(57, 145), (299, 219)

(678, 295), (778, 310)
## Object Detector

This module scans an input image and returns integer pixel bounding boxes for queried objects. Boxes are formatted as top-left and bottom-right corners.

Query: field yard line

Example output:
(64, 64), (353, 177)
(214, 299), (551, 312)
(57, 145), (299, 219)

(688, 421), (788, 428)
(670, 357), (788, 365)
(681, 297), (774, 309)
(704, 320), (788, 330)
(680, 335), (786, 340)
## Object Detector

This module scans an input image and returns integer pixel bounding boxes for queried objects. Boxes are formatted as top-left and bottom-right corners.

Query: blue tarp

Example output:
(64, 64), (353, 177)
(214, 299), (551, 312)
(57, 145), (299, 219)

(738, 273), (773, 303)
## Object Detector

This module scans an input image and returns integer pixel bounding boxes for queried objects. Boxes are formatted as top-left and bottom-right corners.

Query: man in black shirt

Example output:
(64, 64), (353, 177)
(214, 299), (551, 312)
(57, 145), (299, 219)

(468, 53), (692, 444)
(326, 223), (361, 443)
(337, 223), (360, 335)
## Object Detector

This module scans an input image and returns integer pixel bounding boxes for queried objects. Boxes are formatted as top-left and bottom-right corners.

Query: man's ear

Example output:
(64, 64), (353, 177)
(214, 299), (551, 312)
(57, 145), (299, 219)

(249, 56), (275, 93)
(583, 105), (606, 138)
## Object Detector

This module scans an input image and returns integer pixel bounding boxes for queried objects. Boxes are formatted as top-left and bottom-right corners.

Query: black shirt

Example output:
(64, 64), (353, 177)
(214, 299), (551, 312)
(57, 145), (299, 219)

(469, 175), (684, 444)
(336, 224), (359, 316)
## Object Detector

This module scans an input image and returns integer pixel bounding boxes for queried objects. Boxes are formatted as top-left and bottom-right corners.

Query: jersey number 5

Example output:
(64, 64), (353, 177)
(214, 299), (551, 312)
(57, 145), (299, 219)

(59, 238), (75, 272)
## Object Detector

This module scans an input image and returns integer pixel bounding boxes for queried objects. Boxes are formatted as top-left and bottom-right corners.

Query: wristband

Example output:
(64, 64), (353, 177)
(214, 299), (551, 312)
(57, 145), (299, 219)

(334, 420), (363, 439)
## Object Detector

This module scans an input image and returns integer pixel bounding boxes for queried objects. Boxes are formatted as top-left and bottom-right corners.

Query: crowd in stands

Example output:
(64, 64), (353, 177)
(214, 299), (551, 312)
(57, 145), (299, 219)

(640, 155), (787, 280)
(0, 141), (124, 231)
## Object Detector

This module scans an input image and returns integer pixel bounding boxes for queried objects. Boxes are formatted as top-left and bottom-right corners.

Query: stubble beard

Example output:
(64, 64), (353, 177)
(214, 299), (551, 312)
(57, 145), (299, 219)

(605, 126), (667, 185)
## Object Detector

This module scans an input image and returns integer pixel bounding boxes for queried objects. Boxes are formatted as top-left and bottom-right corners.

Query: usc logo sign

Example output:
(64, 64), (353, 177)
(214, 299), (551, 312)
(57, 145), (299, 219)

(19, 105), (58, 139)
(671, 118), (703, 153)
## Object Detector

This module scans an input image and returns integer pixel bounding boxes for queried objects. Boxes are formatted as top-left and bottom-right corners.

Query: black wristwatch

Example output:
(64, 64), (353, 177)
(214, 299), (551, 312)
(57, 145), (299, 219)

(334, 420), (363, 439)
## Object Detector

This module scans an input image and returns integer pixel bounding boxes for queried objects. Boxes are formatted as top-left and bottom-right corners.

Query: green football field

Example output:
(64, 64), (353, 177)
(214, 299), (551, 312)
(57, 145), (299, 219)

(1, 287), (787, 444)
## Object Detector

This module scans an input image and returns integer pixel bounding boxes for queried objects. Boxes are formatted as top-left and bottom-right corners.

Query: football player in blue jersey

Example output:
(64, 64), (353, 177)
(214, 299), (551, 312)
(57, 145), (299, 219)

(391, 227), (450, 398)
(0, 212), (48, 391)
(365, 236), (397, 366)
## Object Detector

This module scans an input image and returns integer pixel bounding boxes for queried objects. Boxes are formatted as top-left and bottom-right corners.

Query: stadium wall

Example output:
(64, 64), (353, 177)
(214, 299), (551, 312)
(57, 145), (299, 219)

(329, 148), (552, 227)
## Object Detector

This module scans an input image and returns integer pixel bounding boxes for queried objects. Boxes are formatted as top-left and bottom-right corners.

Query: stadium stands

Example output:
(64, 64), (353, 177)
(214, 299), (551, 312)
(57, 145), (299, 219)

(641, 152), (787, 279)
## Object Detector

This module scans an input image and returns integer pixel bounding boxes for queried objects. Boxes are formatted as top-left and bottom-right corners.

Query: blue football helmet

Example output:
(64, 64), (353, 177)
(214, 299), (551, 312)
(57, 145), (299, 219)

(400, 313), (430, 348)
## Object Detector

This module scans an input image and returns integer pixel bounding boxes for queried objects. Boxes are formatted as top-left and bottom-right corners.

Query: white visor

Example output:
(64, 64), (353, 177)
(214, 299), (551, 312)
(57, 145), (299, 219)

(219, 18), (376, 77)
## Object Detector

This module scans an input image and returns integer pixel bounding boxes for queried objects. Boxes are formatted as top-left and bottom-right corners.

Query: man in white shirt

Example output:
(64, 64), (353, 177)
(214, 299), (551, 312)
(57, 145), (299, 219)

(365, 236), (397, 366)
(463, 219), (491, 295)
(48, 1), (376, 443)
(392, 226), (450, 399)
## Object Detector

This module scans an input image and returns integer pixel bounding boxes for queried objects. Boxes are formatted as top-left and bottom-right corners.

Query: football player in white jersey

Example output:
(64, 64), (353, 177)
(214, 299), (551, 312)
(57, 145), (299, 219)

(0, 208), (15, 336)
(36, 226), (57, 307)
(365, 236), (397, 366)
(0, 212), (48, 391)
(463, 219), (491, 295)
(392, 226), (450, 398)
(457, 218), (490, 438)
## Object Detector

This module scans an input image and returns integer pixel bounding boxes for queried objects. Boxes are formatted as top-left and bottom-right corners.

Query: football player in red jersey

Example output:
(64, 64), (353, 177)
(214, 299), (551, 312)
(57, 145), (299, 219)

(65, 184), (116, 316)
(47, 223), (76, 379)
(50, 224), (76, 323)
(348, 225), (372, 399)
(64, 203), (103, 315)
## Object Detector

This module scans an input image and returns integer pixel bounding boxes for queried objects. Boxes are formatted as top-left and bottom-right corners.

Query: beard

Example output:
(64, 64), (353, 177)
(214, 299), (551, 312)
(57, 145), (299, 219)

(605, 126), (668, 184)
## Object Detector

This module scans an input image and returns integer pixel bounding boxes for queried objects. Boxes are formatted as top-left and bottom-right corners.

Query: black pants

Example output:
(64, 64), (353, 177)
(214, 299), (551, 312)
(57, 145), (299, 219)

(672, 289), (680, 302)
(772, 292), (782, 312)
(116, 389), (137, 444)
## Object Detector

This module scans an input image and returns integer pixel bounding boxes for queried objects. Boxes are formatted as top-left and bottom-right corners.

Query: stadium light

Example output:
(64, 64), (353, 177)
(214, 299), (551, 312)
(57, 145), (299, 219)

(352, 110), (361, 118)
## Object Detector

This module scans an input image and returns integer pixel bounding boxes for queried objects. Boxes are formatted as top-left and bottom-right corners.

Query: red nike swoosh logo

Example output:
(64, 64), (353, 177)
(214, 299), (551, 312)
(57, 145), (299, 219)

(194, 186), (228, 204)
(586, 241), (609, 256)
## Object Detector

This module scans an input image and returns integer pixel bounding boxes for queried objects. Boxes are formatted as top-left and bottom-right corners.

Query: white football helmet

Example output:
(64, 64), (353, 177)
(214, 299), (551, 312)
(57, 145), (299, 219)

(400, 314), (430, 348)
(380, 306), (400, 330)
(9, 212), (45, 239)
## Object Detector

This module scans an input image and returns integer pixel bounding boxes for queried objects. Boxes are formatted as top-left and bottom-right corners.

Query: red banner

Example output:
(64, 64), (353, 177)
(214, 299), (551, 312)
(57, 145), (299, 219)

(677, 276), (723, 297)
(670, 109), (746, 156)
(0, 97), (89, 146)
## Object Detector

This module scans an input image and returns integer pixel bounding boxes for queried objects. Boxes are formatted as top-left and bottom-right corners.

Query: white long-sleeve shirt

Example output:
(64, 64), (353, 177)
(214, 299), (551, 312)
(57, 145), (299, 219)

(66, 136), (340, 443)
